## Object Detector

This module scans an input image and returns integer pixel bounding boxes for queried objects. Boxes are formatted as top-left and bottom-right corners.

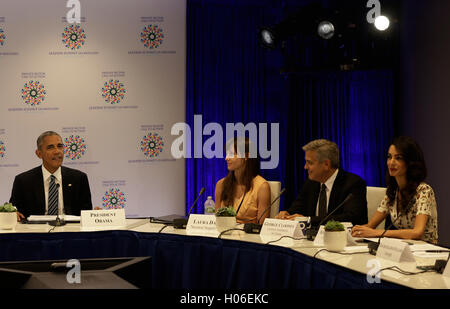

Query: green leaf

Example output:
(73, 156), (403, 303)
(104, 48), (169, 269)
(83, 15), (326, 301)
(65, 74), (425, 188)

(0, 202), (17, 213)
(215, 207), (236, 217)
(324, 220), (345, 232)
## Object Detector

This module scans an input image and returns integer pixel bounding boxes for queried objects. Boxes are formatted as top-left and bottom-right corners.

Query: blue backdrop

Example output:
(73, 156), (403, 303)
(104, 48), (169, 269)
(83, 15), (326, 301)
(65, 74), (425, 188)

(186, 0), (394, 214)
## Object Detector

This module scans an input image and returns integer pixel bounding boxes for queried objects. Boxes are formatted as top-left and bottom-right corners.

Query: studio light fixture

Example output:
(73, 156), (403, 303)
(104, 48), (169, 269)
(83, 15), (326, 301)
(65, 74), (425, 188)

(317, 21), (335, 39)
(259, 4), (341, 50)
(259, 27), (277, 49)
(374, 15), (390, 31)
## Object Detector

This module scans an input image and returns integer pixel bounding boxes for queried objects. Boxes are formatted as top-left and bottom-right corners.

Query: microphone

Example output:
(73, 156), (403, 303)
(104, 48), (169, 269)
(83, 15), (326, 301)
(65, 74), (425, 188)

(173, 187), (205, 229)
(368, 196), (416, 255)
(243, 188), (286, 234)
(306, 193), (354, 240)
(49, 183), (66, 227)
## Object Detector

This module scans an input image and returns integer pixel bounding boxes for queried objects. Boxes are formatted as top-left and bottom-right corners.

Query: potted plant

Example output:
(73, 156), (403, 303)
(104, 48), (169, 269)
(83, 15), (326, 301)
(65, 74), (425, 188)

(323, 220), (347, 252)
(215, 207), (237, 232)
(0, 202), (18, 230)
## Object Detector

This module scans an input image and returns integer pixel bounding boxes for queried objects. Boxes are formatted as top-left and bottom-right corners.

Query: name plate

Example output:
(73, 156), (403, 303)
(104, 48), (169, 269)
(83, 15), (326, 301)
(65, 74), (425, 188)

(443, 260), (450, 278)
(80, 209), (126, 231)
(260, 218), (303, 246)
(376, 238), (415, 263)
(186, 214), (218, 237)
(313, 226), (326, 246)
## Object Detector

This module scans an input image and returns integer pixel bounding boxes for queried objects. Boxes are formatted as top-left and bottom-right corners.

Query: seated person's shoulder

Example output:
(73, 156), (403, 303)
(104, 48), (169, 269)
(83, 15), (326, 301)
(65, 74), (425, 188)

(216, 177), (226, 188)
(62, 166), (88, 176)
(417, 182), (432, 189)
(14, 166), (40, 179)
(254, 174), (268, 184)
(344, 170), (366, 185)
(416, 182), (434, 194)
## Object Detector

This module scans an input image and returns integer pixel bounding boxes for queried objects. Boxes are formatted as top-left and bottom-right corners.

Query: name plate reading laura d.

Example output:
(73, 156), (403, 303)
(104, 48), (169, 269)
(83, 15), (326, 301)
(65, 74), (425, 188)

(186, 214), (219, 237)
(80, 209), (126, 231)
(260, 218), (303, 246)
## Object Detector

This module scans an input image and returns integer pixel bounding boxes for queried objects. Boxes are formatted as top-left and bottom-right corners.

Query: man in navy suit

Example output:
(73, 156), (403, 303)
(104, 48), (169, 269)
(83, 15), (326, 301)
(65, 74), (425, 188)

(276, 139), (368, 226)
(10, 131), (92, 220)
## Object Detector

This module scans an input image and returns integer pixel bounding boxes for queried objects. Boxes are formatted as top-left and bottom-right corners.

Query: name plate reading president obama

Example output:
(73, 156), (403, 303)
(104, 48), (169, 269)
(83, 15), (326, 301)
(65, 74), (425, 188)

(81, 209), (126, 231)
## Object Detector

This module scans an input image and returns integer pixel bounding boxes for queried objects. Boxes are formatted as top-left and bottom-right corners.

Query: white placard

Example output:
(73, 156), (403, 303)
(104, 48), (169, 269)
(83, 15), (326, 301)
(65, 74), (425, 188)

(342, 222), (353, 233)
(376, 238), (416, 263)
(346, 229), (358, 246)
(313, 225), (326, 246)
(80, 209), (126, 231)
(186, 214), (218, 237)
(261, 218), (303, 239)
(294, 217), (310, 237)
(443, 261), (450, 278)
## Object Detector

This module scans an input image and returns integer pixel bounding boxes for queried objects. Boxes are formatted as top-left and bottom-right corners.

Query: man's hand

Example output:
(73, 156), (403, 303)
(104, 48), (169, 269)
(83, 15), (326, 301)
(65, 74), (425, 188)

(275, 211), (305, 220)
(285, 213), (305, 220)
(275, 211), (289, 219)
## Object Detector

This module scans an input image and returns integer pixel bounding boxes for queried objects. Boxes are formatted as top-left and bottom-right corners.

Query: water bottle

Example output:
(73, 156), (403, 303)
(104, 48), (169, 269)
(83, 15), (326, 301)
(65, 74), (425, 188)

(204, 196), (215, 215)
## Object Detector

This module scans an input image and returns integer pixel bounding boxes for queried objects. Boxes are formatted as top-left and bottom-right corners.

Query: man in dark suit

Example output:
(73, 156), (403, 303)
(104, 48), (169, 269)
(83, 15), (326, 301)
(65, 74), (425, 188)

(276, 139), (367, 226)
(10, 131), (92, 219)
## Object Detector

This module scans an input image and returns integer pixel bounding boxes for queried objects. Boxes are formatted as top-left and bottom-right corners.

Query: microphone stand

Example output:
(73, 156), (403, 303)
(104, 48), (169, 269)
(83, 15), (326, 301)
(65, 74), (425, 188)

(243, 188), (286, 234)
(49, 214), (66, 227)
(173, 187), (205, 229)
(305, 193), (354, 241)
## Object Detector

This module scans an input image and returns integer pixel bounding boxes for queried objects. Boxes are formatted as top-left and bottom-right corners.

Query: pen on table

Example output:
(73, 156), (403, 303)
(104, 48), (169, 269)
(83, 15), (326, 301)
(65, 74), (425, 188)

(422, 250), (450, 253)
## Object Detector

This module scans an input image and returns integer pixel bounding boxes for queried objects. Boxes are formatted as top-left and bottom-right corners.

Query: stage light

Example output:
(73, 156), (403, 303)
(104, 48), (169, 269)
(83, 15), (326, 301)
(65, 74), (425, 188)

(259, 27), (278, 49)
(261, 28), (275, 46)
(317, 21), (335, 39)
(374, 15), (390, 31)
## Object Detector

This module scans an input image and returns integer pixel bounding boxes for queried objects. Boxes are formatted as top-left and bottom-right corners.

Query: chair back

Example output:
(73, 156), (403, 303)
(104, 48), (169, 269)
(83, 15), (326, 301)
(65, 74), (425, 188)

(267, 181), (281, 218)
(367, 186), (386, 229)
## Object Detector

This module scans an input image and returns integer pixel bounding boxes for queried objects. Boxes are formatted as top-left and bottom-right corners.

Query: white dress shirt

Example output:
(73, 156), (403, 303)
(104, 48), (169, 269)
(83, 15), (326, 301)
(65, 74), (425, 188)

(42, 165), (64, 215)
(315, 169), (339, 216)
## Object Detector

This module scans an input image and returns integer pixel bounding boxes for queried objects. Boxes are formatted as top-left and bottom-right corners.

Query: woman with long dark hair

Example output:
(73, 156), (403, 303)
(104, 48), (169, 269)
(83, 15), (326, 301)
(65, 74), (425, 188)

(214, 137), (271, 224)
(352, 136), (438, 243)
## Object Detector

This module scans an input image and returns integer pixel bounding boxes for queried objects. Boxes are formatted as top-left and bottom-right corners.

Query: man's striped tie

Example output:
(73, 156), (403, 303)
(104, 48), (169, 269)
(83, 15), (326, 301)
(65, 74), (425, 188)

(48, 175), (59, 215)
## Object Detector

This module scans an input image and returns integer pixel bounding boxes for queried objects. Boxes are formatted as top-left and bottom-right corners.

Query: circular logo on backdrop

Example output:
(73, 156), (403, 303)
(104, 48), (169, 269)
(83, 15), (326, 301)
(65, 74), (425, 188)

(62, 24), (86, 50)
(64, 135), (86, 160)
(101, 80), (126, 104)
(140, 132), (164, 158)
(0, 141), (5, 158)
(140, 24), (164, 49)
(21, 80), (46, 106)
(102, 188), (126, 209)
(0, 28), (5, 46)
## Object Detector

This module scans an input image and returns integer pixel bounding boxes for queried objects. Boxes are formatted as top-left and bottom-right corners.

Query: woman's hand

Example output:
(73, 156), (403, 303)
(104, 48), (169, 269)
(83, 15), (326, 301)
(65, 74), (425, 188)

(16, 211), (25, 222)
(351, 225), (381, 238)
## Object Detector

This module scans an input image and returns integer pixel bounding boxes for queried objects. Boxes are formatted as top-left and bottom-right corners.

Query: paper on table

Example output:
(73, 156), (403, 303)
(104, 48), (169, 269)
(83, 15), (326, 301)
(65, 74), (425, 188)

(28, 215), (81, 222)
(344, 246), (369, 253)
(409, 243), (448, 251)
(410, 243), (450, 258)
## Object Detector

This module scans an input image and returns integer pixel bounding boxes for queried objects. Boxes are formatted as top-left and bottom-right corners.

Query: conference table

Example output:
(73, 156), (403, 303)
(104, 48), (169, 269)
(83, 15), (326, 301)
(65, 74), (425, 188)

(0, 219), (449, 290)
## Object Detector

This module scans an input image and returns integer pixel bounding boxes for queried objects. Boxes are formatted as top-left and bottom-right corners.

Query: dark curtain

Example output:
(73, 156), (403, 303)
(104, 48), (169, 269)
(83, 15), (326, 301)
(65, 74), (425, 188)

(186, 0), (394, 213)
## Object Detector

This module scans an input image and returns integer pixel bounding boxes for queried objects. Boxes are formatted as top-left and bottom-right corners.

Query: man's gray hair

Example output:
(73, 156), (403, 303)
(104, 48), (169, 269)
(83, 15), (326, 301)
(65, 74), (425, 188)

(37, 131), (61, 149)
(302, 139), (339, 168)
